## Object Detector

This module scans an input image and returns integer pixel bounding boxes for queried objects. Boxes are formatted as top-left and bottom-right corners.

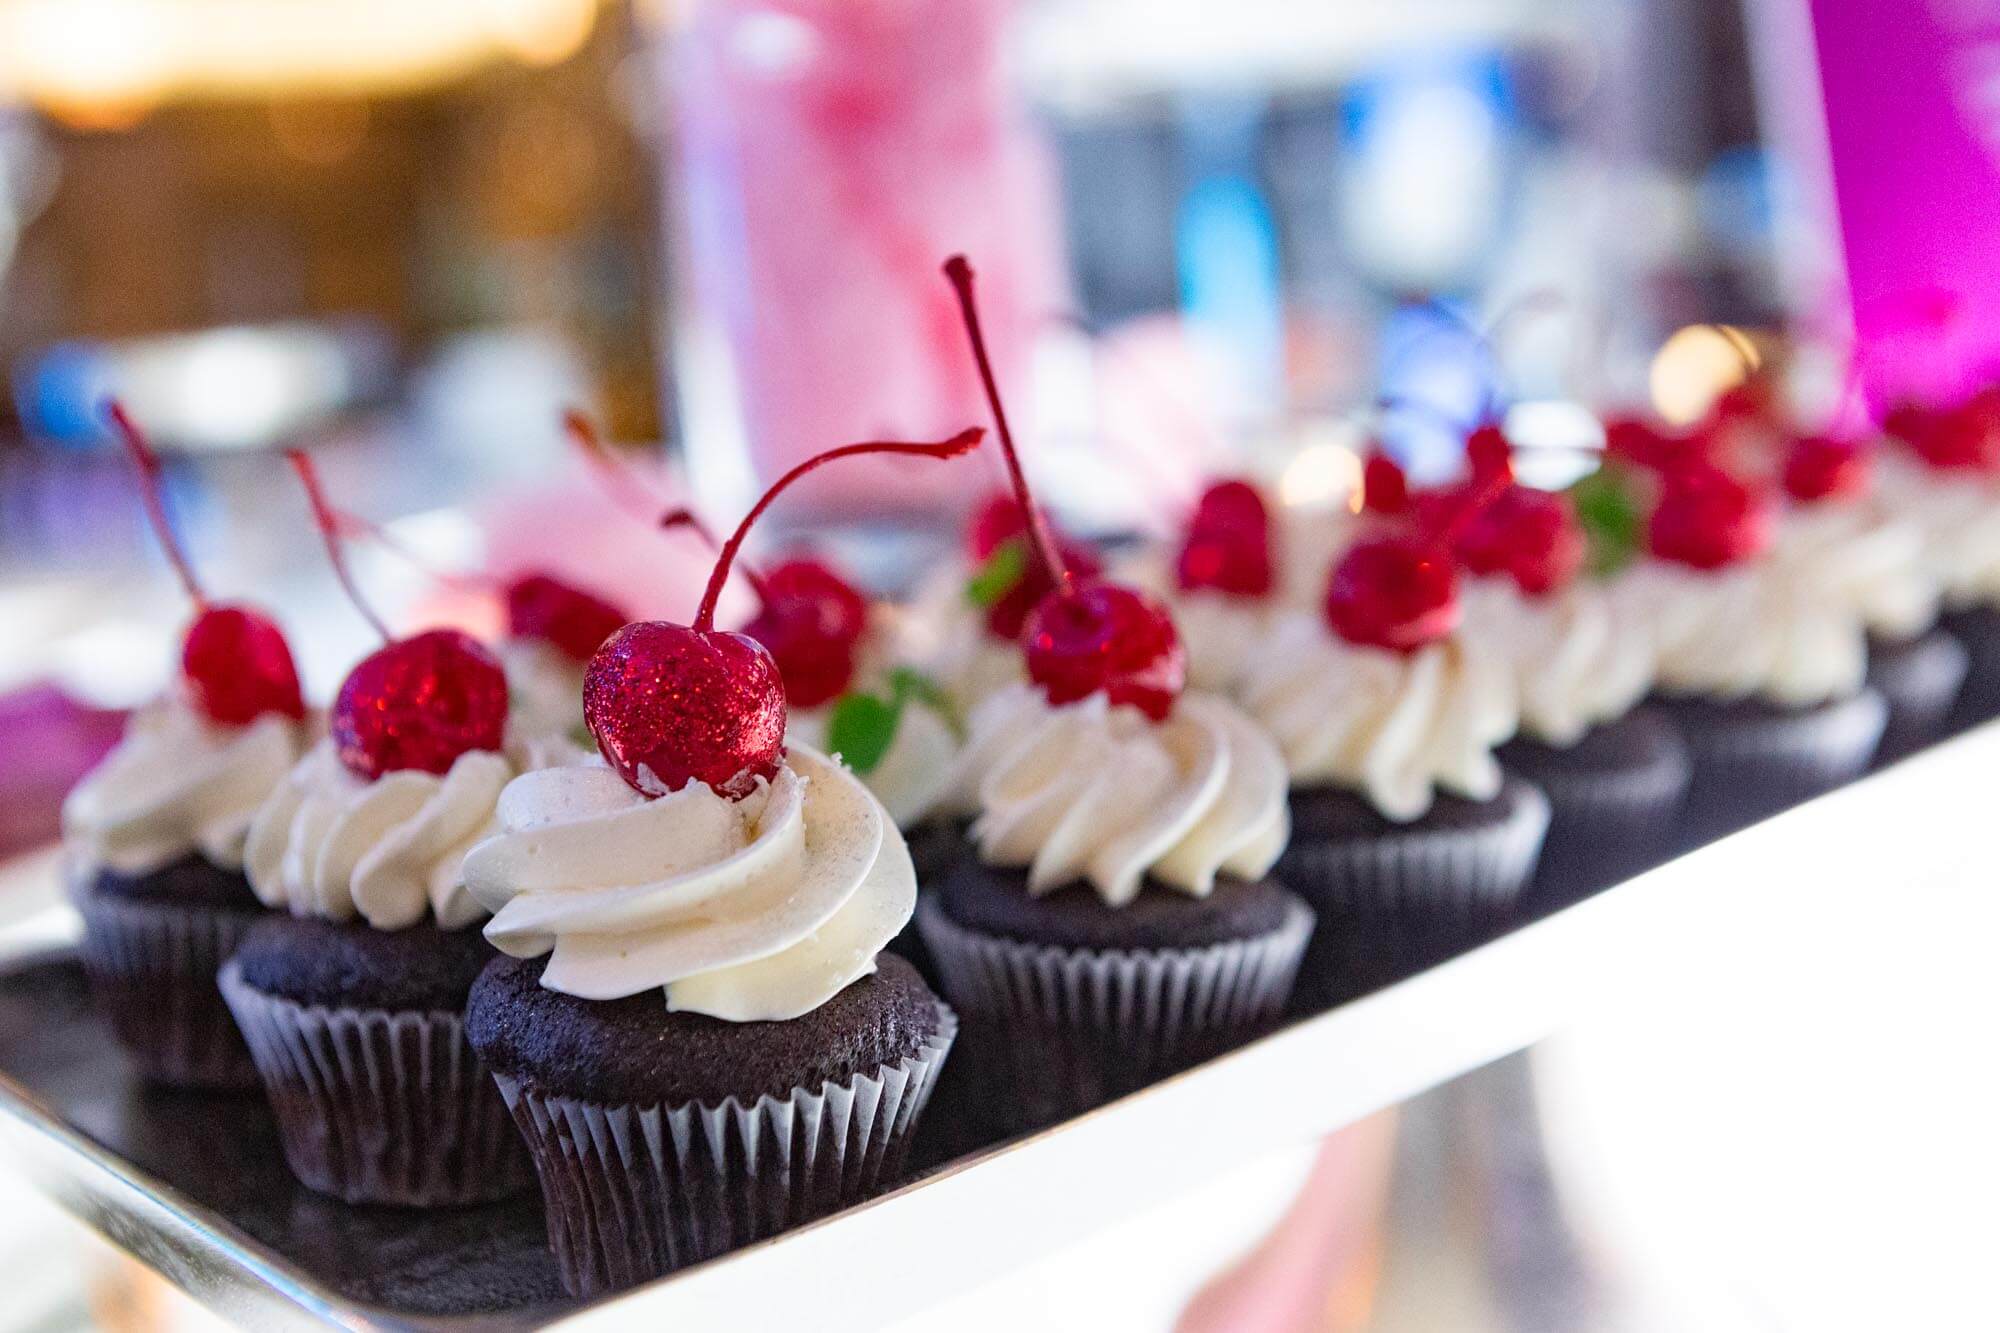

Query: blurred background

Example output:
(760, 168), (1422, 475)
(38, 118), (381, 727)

(0, 0), (1987, 1328)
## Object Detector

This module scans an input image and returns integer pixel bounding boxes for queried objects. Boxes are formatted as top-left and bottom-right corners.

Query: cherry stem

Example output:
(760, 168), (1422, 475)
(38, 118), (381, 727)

(659, 507), (772, 603)
(693, 428), (984, 631)
(333, 511), (496, 597)
(105, 400), (207, 609)
(944, 255), (1072, 599)
(285, 450), (393, 644)
(563, 409), (667, 525)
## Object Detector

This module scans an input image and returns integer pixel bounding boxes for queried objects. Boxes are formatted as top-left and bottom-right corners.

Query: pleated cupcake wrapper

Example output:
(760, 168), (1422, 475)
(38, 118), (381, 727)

(1672, 688), (1887, 847)
(494, 1004), (958, 1299)
(217, 960), (532, 1207)
(1276, 786), (1550, 1012)
(915, 894), (1313, 1135)
(73, 889), (260, 1090)
(1517, 727), (1692, 905)
(1868, 630), (1969, 764)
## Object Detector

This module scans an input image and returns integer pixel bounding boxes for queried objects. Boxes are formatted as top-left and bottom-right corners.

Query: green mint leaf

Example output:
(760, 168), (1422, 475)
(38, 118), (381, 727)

(826, 691), (901, 775)
(1569, 465), (1643, 575)
(886, 666), (956, 729)
(964, 540), (1027, 610)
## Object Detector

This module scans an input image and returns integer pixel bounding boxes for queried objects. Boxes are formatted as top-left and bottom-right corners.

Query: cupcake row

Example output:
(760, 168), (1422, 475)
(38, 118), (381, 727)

(55, 280), (2000, 1302)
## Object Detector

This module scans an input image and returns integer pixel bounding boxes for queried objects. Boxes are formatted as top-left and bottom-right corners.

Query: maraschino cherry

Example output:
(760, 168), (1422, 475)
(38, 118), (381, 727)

(1897, 391), (2000, 472)
(964, 488), (1105, 640)
(659, 508), (871, 710)
(107, 402), (304, 727)
(1647, 461), (1772, 570)
(1782, 434), (1872, 503)
(1176, 479), (1275, 598)
(1325, 535), (1460, 652)
(288, 451), (509, 779)
(586, 427), (983, 799)
(946, 254), (1186, 720)
(505, 574), (627, 664)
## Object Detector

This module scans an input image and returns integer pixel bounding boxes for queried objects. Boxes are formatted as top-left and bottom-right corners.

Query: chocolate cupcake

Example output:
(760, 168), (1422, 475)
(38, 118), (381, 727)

(918, 682), (1310, 1135)
(464, 737), (956, 1296)
(64, 699), (305, 1088)
(1238, 561), (1548, 1006)
(222, 646), (561, 1205)
(461, 424), (977, 1295)
(1626, 462), (1888, 846)
(1872, 400), (2000, 729)
(64, 407), (311, 1088)
(1451, 471), (1689, 907)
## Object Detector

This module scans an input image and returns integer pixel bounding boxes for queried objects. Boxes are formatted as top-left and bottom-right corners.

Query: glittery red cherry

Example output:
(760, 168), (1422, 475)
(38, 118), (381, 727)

(589, 428), (982, 798)
(584, 622), (786, 797)
(1453, 485), (1585, 597)
(506, 573), (628, 664)
(948, 253), (1187, 716)
(107, 402), (305, 727)
(963, 489), (1103, 640)
(1176, 479), (1274, 597)
(288, 451), (514, 779)
(967, 490), (1029, 560)
(1602, 415), (1696, 472)
(1782, 435), (1872, 503)
(1647, 463), (1772, 570)
(1324, 534), (1460, 652)
(330, 629), (509, 779)
(1024, 581), (1186, 720)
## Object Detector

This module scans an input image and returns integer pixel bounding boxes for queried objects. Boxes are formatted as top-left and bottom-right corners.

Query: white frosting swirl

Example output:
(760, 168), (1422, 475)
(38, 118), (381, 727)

(63, 697), (307, 877)
(245, 730), (576, 930)
(1457, 575), (1657, 748)
(1624, 551), (1870, 707)
(464, 746), (913, 1022)
(1873, 454), (2000, 613)
(937, 685), (1289, 905)
(787, 699), (959, 829)
(1776, 498), (1937, 640)
(1238, 615), (1517, 822)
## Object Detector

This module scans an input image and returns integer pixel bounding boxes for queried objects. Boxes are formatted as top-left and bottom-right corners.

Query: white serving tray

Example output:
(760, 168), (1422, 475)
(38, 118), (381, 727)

(0, 723), (1984, 1331)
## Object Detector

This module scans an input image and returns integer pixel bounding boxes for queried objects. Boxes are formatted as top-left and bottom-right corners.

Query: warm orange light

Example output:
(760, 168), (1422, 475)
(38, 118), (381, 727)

(0, 0), (604, 114)
(1649, 324), (1760, 427)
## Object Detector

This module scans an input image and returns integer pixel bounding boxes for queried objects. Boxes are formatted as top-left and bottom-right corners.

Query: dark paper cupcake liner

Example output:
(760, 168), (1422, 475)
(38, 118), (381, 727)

(1659, 687), (1887, 849)
(916, 893), (1312, 1136)
(1939, 605), (2000, 731)
(218, 960), (533, 1207)
(494, 1004), (957, 1298)
(73, 886), (260, 1090)
(1275, 781), (1550, 1011)
(1502, 715), (1692, 911)
(1868, 628), (1968, 765)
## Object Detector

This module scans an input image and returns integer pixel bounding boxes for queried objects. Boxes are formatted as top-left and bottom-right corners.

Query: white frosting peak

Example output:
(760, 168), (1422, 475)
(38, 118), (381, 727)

(1873, 453), (2000, 613)
(1458, 575), (1657, 748)
(63, 698), (307, 877)
(788, 697), (959, 829)
(1238, 616), (1516, 822)
(941, 686), (1289, 905)
(465, 746), (913, 1022)
(244, 731), (569, 930)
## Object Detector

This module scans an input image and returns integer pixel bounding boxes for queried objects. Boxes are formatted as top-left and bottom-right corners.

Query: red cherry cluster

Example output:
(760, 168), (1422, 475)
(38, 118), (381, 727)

(585, 428), (983, 799)
(108, 403), (305, 727)
(1325, 535), (1460, 652)
(1646, 461), (1772, 570)
(288, 450), (511, 780)
(1175, 479), (1274, 598)
(946, 254), (1187, 720)
(505, 573), (628, 664)
(966, 490), (1104, 639)
(1453, 484), (1585, 596)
